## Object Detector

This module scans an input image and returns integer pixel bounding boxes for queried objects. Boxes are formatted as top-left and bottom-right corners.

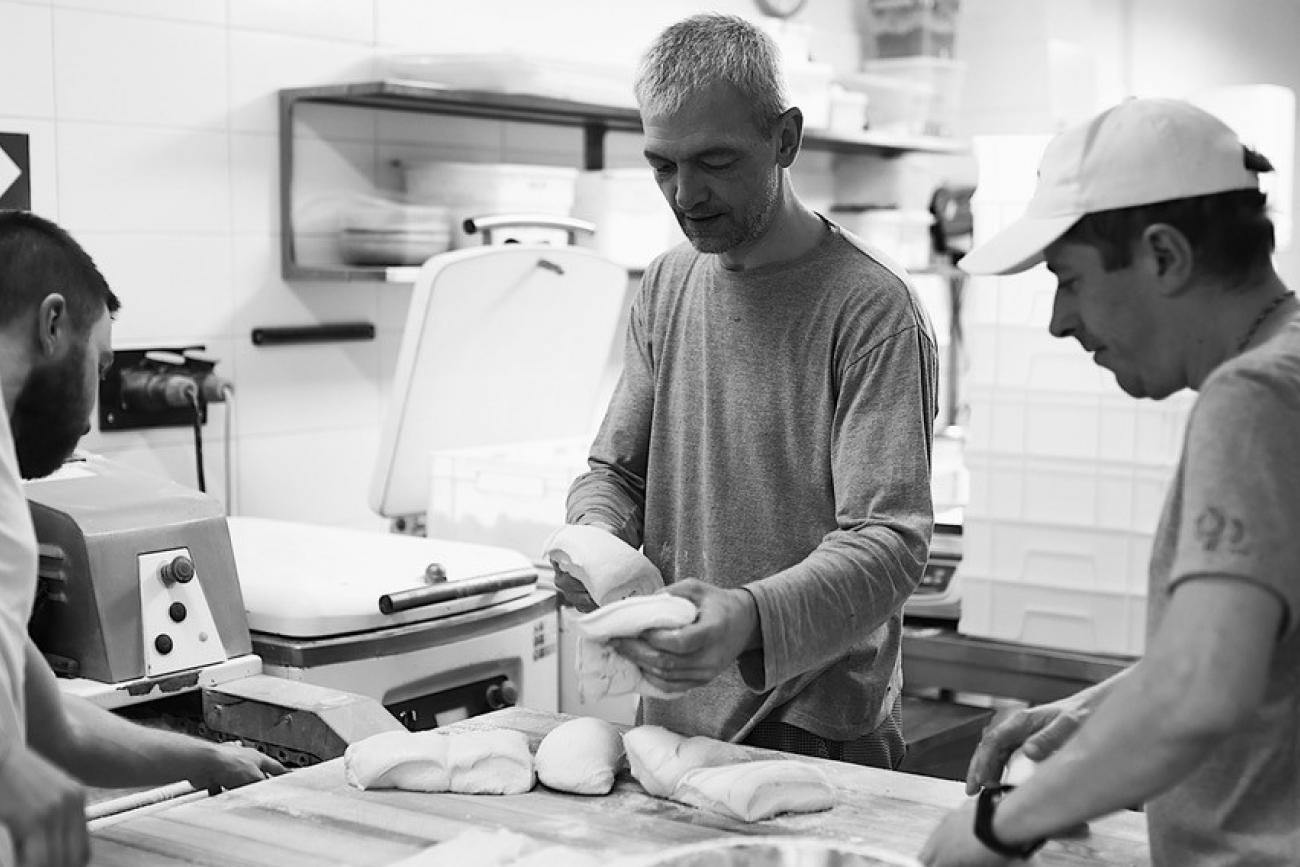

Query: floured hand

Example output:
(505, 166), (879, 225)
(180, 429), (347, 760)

(611, 580), (759, 695)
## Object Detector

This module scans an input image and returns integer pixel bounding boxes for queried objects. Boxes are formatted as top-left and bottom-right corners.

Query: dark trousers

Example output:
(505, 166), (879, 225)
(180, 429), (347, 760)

(741, 694), (906, 770)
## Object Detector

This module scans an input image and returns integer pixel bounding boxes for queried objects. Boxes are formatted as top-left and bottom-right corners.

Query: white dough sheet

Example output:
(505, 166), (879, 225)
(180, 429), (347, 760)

(344, 728), (535, 795)
(574, 595), (698, 700)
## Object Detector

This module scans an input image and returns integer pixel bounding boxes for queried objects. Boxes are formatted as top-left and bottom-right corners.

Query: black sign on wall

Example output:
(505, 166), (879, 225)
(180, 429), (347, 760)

(0, 133), (32, 211)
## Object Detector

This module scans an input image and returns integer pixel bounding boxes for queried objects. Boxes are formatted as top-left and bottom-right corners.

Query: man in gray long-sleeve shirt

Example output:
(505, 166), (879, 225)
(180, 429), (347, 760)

(558, 13), (938, 767)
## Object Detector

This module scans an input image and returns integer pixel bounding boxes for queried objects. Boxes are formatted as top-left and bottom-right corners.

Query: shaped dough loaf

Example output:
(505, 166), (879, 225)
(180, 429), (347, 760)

(344, 729), (534, 795)
(535, 716), (625, 795)
(623, 726), (836, 822)
(672, 760), (836, 822)
(543, 524), (663, 605)
(574, 595), (698, 701)
(622, 725), (752, 798)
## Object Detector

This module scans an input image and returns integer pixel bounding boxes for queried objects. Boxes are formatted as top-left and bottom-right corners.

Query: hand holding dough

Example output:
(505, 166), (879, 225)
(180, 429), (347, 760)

(345, 729), (534, 795)
(535, 716), (625, 795)
(575, 595), (698, 701)
(543, 524), (663, 606)
(623, 725), (835, 822)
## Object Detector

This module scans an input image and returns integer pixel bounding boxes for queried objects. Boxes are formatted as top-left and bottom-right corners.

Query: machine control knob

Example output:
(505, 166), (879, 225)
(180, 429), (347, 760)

(160, 556), (195, 585)
(485, 679), (519, 710)
(424, 562), (447, 584)
(154, 634), (174, 655)
(169, 602), (188, 623)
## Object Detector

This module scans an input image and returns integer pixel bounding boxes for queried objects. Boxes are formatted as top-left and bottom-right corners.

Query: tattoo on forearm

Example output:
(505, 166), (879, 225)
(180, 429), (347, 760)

(1193, 505), (1251, 554)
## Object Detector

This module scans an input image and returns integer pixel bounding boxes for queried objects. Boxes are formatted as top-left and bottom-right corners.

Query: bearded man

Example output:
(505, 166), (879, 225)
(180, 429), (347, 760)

(0, 210), (282, 867)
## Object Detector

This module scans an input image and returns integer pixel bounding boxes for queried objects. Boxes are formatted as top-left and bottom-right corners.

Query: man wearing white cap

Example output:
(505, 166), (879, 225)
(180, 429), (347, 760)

(919, 98), (1299, 865)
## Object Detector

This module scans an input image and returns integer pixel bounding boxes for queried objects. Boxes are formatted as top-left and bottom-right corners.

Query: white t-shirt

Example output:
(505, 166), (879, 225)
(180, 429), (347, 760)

(0, 391), (37, 762)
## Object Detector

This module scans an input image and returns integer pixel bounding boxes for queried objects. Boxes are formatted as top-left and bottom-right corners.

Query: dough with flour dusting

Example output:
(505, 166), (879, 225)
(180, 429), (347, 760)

(623, 725), (836, 822)
(344, 728), (534, 795)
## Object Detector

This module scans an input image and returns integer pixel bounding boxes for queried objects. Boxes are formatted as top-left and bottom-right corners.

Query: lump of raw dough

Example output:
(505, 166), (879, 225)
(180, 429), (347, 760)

(672, 760), (836, 822)
(344, 730), (449, 792)
(574, 596), (698, 701)
(543, 524), (663, 605)
(447, 730), (536, 794)
(535, 716), (625, 795)
(622, 725), (752, 799)
(344, 729), (534, 795)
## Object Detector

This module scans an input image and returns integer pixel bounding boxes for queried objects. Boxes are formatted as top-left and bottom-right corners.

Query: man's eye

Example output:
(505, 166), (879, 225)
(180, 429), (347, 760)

(702, 159), (735, 171)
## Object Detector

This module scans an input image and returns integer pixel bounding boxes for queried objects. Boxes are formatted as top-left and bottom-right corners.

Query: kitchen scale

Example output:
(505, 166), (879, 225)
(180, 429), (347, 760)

(904, 507), (962, 621)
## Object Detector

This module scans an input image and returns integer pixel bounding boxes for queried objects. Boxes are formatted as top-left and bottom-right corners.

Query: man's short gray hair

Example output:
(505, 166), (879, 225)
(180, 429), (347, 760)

(634, 13), (789, 135)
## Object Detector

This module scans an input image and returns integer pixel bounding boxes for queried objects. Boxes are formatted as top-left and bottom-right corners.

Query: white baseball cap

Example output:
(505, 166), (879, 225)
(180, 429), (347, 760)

(959, 98), (1264, 275)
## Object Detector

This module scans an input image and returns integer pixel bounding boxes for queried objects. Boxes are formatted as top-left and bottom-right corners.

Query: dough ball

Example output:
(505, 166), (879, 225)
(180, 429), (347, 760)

(535, 716), (625, 795)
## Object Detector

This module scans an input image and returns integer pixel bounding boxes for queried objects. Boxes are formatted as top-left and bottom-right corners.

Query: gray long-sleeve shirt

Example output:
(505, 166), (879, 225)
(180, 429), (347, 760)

(567, 221), (938, 742)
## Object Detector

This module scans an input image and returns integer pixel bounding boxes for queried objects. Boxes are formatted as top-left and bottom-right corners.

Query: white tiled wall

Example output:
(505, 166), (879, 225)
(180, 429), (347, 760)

(0, 0), (860, 530)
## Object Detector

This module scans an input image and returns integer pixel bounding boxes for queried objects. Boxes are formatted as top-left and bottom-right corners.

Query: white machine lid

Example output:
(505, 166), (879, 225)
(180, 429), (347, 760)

(369, 244), (628, 518)
(228, 517), (538, 638)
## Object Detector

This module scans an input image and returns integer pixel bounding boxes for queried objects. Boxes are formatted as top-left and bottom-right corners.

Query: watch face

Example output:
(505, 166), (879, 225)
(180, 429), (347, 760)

(756, 0), (807, 18)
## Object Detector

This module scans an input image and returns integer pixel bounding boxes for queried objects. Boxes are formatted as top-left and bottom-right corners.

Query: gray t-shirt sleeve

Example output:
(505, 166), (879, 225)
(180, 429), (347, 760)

(1169, 367), (1300, 638)
(565, 284), (653, 548)
(742, 324), (937, 689)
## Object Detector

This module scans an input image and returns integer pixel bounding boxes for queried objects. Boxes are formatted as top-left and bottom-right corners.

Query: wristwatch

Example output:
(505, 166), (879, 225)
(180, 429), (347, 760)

(974, 785), (1047, 860)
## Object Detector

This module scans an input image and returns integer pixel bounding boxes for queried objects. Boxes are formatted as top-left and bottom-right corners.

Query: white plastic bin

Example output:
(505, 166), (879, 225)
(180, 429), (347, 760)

(966, 452), (1172, 535)
(426, 437), (591, 561)
(959, 516), (1152, 597)
(957, 573), (1147, 656)
(964, 385), (1192, 467)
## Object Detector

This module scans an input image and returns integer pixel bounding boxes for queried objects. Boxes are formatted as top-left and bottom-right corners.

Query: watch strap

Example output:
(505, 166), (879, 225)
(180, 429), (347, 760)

(974, 785), (1047, 860)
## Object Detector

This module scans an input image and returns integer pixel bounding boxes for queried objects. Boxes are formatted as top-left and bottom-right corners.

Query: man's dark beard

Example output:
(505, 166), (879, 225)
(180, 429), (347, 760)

(12, 344), (92, 480)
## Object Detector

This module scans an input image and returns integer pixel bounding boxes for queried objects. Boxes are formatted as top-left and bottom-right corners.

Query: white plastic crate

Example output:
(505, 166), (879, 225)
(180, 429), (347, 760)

(958, 573), (1146, 656)
(964, 322), (1115, 395)
(960, 515), (1152, 597)
(966, 452), (1172, 535)
(426, 437), (591, 561)
(965, 385), (1192, 468)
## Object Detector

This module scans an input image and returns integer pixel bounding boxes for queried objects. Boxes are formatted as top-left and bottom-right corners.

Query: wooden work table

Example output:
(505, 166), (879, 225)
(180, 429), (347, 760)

(89, 707), (1149, 866)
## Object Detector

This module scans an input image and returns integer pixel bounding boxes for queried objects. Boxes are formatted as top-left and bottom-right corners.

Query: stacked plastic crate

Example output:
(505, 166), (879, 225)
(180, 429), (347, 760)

(955, 136), (1195, 656)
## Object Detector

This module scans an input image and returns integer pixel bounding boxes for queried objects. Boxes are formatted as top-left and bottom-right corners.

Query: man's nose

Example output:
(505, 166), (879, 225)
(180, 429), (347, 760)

(1048, 289), (1076, 340)
(673, 166), (707, 211)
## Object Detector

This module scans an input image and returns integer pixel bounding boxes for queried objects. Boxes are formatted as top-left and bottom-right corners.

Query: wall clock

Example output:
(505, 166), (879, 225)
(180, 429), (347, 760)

(755, 0), (808, 19)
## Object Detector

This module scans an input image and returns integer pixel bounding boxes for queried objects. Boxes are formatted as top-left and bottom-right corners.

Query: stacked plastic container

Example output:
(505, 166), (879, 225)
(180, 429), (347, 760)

(956, 136), (1195, 657)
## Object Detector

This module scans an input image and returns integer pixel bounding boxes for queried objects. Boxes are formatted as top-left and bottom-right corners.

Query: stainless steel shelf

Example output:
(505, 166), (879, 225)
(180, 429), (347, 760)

(278, 81), (970, 283)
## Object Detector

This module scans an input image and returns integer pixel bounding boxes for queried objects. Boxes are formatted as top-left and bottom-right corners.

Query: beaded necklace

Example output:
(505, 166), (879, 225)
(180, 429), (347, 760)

(1235, 290), (1296, 354)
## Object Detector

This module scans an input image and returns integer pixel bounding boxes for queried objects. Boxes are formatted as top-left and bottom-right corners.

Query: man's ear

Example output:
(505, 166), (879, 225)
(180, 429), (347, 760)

(35, 293), (70, 358)
(1140, 224), (1194, 296)
(774, 106), (803, 169)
